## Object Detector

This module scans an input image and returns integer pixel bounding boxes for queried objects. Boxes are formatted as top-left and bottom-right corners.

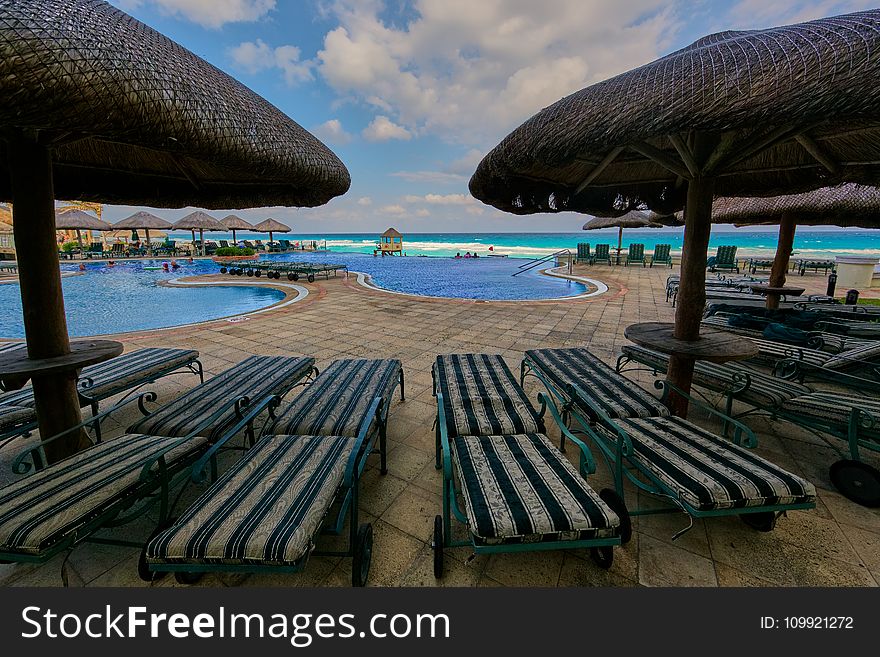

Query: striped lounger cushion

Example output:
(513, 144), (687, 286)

(0, 405), (36, 432)
(747, 339), (831, 367)
(779, 392), (880, 426)
(822, 341), (880, 371)
(0, 434), (208, 556)
(526, 347), (669, 420)
(146, 435), (355, 566)
(599, 417), (815, 511)
(270, 359), (401, 437)
(127, 356), (314, 439)
(620, 345), (810, 408)
(451, 433), (619, 545)
(434, 354), (542, 438)
(0, 347), (199, 408)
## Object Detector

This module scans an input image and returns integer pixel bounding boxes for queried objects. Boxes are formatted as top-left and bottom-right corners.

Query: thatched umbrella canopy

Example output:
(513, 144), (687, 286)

(0, 0), (351, 461)
(253, 217), (291, 243)
(220, 214), (254, 244)
(583, 210), (679, 261)
(55, 209), (112, 251)
(113, 211), (172, 256)
(172, 211), (224, 255)
(470, 9), (880, 416)
(382, 227), (403, 238)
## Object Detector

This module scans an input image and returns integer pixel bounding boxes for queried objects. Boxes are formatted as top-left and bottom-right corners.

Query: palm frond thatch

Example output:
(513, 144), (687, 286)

(113, 211), (172, 230)
(583, 210), (679, 230)
(55, 209), (112, 231)
(220, 214), (254, 230)
(253, 218), (291, 233)
(172, 211), (223, 231)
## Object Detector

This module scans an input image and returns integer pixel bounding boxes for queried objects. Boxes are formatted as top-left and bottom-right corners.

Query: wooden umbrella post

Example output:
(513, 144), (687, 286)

(9, 135), (87, 462)
(145, 227), (152, 256)
(766, 212), (796, 309)
(199, 228), (204, 256)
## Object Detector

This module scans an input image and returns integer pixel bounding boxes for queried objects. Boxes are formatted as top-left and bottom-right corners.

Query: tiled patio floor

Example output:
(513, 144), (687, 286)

(1, 262), (878, 587)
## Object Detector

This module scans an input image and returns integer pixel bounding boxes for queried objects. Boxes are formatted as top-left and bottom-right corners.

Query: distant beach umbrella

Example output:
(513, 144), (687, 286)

(583, 210), (680, 261)
(220, 214), (254, 244)
(0, 0), (351, 460)
(173, 211), (224, 255)
(55, 209), (112, 252)
(471, 9), (880, 416)
(113, 211), (172, 256)
(253, 217), (291, 243)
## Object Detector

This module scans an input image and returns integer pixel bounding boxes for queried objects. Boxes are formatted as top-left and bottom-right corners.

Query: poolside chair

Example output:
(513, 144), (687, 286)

(709, 245), (739, 273)
(592, 243), (612, 265)
(242, 240), (256, 250)
(109, 243), (127, 258)
(145, 358), (404, 586)
(278, 239), (291, 251)
(522, 347), (815, 537)
(254, 239), (266, 251)
(798, 259), (835, 276)
(577, 242), (591, 264)
(431, 353), (622, 576)
(219, 240), (230, 249)
(625, 243), (646, 267)
(85, 242), (107, 259)
(651, 244), (672, 268)
(0, 346), (203, 446)
(701, 314), (875, 354)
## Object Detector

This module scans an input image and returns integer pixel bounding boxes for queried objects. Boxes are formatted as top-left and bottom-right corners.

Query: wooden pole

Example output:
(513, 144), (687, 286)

(199, 228), (204, 256)
(76, 228), (83, 253)
(9, 134), (87, 462)
(146, 227), (152, 256)
(766, 213), (796, 310)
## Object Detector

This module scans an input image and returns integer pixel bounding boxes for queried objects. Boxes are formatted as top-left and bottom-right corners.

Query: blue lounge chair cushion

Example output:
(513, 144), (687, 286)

(434, 354), (542, 438)
(600, 417), (816, 511)
(146, 434), (355, 566)
(269, 358), (401, 437)
(451, 433), (619, 545)
(0, 434), (208, 555)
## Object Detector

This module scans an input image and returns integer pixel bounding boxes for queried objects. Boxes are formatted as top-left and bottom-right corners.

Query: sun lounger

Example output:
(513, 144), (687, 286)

(0, 346), (203, 445)
(651, 243), (672, 267)
(577, 242), (591, 264)
(709, 245), (739, 273)
(592, 243), (612, 265)
(701, 314), (875, 353)
(145, 358), (404, 586)
(625, 243), (646, 267)
(523, 347), (815, 536)
(431, 353), (621, 575)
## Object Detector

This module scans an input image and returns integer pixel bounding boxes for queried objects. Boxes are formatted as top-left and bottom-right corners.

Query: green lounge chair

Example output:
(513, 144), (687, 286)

(522, 347), (815, 538)
(592, 243), (612, 265)
(431, 353), (622, 577)
(710, 245), (739, 273)
(85, 242), (107, 258)
(651, 243), (672, 267)
(577, 242), (591, 264)
(625, 243), (646, 267)
(145, 358), (404, 586)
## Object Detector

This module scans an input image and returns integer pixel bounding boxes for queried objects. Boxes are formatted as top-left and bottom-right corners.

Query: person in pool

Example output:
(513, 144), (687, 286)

(454, 252), (461, 258)
(464, 252), (471, 258)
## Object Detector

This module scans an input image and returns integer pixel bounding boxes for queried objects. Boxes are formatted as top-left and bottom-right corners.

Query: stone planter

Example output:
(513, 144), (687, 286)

(211, 254), (259, 263)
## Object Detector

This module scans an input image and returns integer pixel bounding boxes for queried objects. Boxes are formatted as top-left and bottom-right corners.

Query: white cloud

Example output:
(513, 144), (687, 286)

(415, 208), (431, 217)
(357, 196), (373, 206)
(390, 171), (466, 184)
(465, 206), (485, 215)
(229, 39), (312, 84)
(362, 116), (412, 142)
(120, 0), (276, 28)
(447, 149), (485, 175)
(312, 119), (352, 145)
(404, 193), (476, 205)
(379, 204), (407, 215)
(723, 0), (873, 29)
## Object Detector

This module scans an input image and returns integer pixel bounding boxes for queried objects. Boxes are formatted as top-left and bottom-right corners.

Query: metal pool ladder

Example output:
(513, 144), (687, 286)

(512, 249), (573, 276)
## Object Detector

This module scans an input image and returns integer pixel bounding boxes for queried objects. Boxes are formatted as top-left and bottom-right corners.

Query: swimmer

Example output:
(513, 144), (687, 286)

(454, 252), (462, 259)
(162, 262), (169, 271)
(171, 259), (180, 269)
(107, 260), (115, 267)
(78, 263), (86, 271)
(188, 257), (194, 263)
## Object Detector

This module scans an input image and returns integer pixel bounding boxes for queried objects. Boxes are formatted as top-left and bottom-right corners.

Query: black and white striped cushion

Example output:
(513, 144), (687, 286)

(0, 405), (36, 432)
(0, 347), (199, 408)
(780, 392), (880, 425)
(823, 341), (880, 370)
(146, 434), (355, 566)
(526, 347), (669, 420)
(270, 359), (401, 437)
(127, 356), (314, 438)
(747, 338), (831, 367)
(0, 433), (208, 555)
(701, 316), (872, 354)
(451, 433), (619, 545)
(434, 354), (542, 438)
(601, 417), (815, 511)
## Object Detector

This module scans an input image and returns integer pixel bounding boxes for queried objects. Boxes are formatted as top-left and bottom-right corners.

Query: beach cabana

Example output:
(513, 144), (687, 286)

(113, 211), (172, 256)
(0, 0), (350, 461)
(379, 227), (404, 255)
(253, 217), (291, 244)
(470, 9), (880, 417)
(220, 214), (254, 244)
(172, 211), (224, 256)
(582, 210), (678, 264)
(55, 209), (111, 253)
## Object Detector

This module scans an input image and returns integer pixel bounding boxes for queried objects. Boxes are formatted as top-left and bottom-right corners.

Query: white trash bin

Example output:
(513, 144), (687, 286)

(835, 256), (879, 290)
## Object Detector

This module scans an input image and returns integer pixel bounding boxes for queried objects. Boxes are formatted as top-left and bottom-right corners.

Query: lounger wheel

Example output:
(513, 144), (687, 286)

(352, 523), (373, 587)
(599, 488), (632, 544)
(433, 515), (444, 578)
(829, 459), (880, 507)
(273, 271), (281, 280)
(589, 546), (614, 570)
(245, 269), (254, 277)
(292, 273), (299, 281)
(254, 270), (262, 277)
(740, 512), (777, 532)
(174, 571), (204, 585)
(307, 274), (315, 283)
(287, 273), (295, 281)
(219, 267), (227, 274)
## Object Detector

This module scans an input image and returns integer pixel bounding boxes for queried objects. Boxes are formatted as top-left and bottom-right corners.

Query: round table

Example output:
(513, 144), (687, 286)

(748, 284), (806, 297)
(0, 340), (124, 392)
(624, 322), (758, 363)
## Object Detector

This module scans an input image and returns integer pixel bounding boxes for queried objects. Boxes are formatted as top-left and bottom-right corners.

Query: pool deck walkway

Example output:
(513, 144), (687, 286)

(1, 263), (878, 588)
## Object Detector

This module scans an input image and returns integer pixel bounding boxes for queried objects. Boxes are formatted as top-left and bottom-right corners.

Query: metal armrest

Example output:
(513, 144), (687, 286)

(538, 392), (596, 475)
(344, 396), (383, 488)
(436, 392), (454, 482)
(567, 383), (633, 456)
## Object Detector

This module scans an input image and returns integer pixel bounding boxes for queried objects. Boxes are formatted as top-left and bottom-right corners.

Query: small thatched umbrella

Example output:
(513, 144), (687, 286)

(113, 211), (172, 256)
(471, 9), (880, 416)
(583, 210), (679, 263)
(253, 217), (291, 243)
(172, 211), (224, 256)
(220, 214), (254, 244)
(0, 0), (350, 461)
(55, 209), (112, 252)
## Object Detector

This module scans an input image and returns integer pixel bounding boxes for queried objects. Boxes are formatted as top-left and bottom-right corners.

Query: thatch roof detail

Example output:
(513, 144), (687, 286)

(0, 0), (350, 209)
(382, 227), (403, 237)
(172, 211), (223, 231)
(55, 209), (111, 230)
(583, 210), (679, 230)
(113, 211), (172, 230)
(220, 214), (254, 230)
(470, 9), (880, 216)
(253, 218), (290, 233)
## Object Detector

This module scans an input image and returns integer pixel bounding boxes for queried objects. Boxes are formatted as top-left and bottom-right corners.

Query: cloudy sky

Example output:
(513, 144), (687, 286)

(108, 0), (873, 232)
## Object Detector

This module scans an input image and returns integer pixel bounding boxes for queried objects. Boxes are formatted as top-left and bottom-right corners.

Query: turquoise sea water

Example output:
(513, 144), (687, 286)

(166, 229), (880, 259)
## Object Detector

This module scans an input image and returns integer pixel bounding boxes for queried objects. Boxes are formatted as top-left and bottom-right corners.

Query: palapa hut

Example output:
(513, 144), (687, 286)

(379, 227), (404, 255)
(113, 211), (172, 256)
(470, 9), (880, 416)
(55, 208), (112, 252)
(220, 214), (254, 244)
(0, 0), (350, 460)
(172, 211), (224, 256)
(253, 217), (291, 244)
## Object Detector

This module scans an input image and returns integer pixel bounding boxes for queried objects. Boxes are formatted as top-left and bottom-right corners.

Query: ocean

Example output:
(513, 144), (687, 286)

(162, 229), (880, 260)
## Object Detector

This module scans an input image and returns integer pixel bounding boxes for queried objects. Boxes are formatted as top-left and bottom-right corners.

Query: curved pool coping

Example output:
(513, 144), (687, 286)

(351, 264), (608, 302)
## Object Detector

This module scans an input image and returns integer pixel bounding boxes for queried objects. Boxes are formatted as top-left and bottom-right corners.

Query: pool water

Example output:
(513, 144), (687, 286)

(0, 253), (589, 338)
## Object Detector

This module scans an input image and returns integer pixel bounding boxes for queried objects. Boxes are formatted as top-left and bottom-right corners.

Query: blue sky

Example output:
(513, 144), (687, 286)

(106, 0), (874, 233)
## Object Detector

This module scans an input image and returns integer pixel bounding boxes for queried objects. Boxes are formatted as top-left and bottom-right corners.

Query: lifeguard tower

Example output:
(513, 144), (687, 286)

(378, 227), (404, 256)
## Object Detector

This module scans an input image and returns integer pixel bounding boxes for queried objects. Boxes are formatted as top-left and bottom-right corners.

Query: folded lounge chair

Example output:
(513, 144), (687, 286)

(522, 347), (815, 538)
(625, 243), (646, 267)
(145, 358), (404, 586)
(431, 353), (622, 577)
(651, 244), (672, 268)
